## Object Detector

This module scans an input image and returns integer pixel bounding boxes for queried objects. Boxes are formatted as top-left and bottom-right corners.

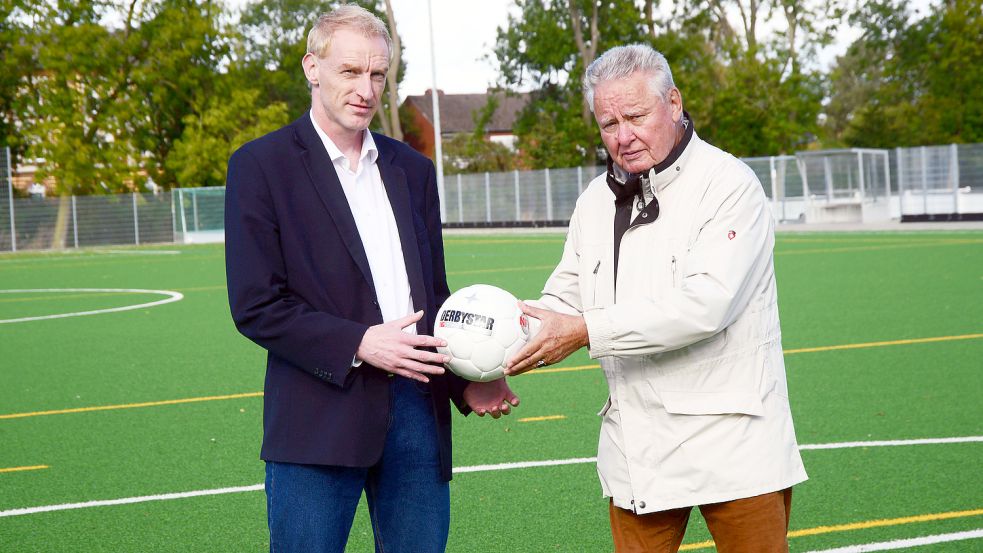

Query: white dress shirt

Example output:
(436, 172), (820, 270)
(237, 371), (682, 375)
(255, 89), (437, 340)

(310, 112), (416, 337)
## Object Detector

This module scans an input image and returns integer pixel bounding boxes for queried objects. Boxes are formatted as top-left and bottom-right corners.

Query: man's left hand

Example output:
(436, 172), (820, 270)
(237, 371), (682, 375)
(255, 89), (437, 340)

(463, 379), (520, 419)
(505, 302), (588, 376)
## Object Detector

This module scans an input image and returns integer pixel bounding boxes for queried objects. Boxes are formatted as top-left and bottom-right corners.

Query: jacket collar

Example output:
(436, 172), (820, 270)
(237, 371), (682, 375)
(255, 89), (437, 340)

(646, 111), (695, 193)
(606, 111), (696, 199)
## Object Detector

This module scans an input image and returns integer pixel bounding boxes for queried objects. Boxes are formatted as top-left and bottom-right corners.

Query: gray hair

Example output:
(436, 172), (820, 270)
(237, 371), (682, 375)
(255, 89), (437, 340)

(583, 44), (675, 112)
(307, 5), (393, 60)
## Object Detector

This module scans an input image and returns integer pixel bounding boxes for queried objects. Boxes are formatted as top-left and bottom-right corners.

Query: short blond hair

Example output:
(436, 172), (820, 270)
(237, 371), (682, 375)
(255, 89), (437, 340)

(306, 5), (392, 60)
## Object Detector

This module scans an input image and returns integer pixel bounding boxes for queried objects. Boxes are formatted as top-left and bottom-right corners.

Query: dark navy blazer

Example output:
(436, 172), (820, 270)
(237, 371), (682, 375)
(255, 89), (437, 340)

(225, 114), (467, 481)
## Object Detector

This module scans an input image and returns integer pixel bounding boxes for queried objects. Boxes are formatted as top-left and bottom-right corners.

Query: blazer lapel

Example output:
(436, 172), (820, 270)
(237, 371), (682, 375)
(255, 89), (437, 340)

(293, 117), (376, 293)
(375, 135), (428, 334)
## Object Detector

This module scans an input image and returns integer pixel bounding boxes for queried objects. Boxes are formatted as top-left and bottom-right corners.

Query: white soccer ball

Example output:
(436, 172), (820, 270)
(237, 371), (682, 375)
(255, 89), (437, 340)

(434, 284), (531, 382)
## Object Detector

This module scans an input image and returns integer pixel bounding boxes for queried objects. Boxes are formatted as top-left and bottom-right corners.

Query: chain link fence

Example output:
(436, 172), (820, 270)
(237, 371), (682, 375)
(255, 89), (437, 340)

(3, 142), (982, 252)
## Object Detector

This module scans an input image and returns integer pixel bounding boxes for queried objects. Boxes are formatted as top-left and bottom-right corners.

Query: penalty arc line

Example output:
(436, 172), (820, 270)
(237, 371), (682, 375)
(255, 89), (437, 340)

(0, 288), (184, 324)
(1, 437), (981, 519)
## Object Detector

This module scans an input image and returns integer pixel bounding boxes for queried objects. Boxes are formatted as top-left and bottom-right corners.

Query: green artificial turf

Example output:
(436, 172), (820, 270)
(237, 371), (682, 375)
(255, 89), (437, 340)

(1, 231), (981, 552)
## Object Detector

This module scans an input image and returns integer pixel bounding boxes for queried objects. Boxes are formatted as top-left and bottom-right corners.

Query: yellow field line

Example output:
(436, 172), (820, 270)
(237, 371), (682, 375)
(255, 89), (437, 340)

(518, 415), (566, 423)
(679, 507), (983, 550)
(2, 333), (979, 421)
(0, 465), (49, 474)
(783, 333), (983, 355)
(532, 364), (600, 374)
(0, 392), (264, 420)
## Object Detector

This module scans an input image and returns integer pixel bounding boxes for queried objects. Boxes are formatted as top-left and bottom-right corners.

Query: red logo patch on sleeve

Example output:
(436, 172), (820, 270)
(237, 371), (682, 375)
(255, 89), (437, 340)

(727, 230), (736, 240)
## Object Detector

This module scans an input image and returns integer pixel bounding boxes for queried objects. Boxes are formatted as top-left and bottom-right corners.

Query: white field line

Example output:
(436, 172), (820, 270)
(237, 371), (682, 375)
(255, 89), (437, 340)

(453, 457), (597, 474)
(0, 485), (264, 518)
(0, 288), (184, 324)
(1, 436), (980, 519)
(802, 528), (983, 552)
(799, 436), (983, 450)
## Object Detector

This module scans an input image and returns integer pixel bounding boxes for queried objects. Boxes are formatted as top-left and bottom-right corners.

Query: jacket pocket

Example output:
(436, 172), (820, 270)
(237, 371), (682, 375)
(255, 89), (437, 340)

(661, 390), (764, 417)
(579, 243), (607, 309)
(596, 397), (612, 417)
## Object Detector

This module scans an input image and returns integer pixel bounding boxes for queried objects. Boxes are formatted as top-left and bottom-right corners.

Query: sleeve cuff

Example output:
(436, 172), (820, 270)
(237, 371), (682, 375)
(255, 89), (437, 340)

(583, 307), (615, 358)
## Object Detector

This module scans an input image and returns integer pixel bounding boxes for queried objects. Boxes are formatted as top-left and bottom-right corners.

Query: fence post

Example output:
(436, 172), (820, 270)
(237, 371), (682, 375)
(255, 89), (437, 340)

(71, 195), (79, 248)
(484, 172), (491, 222)
(920, 146), (928, 215)
(178, 189), (188, 239)
(577, 166), (583, 196)
(884, 151), (893, 218)
(514, 170), (520, 221)
(950, 143), (960, 214)
(545, 168), (553, 220)
(456, 174), (463, 223)
(857, 151), (866, 200)
(895, 147), (904, 216)
(132, 192), (140, 245)
(5, 146), (15, 252)
(192, 190), (200, 232)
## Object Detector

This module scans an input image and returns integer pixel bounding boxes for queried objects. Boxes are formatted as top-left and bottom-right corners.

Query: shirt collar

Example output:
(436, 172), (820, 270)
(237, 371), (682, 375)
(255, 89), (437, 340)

(309, 110), (379, 167)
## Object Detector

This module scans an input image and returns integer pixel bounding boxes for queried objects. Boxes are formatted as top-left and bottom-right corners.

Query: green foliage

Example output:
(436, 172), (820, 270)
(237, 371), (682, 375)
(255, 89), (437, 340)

(512, 87), (597, 169)
(496, 0), (830, 163)
(132, 0), (230, 187)
(825, 0), (983, 147)
(22, 0), (145, 194)
(167, 88), (289, 187)
(494, 0), (646, 168)
(5, 0), (400, 194)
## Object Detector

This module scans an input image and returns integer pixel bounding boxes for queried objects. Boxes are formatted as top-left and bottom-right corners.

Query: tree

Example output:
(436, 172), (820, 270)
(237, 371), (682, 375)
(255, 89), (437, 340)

(131, 0), (229, 188)
(826, 0), (983, 147)
(494, 0), (646, 168)
(167, 87), (288, 187)
(662, 0), (830, 155)
(0, 0), (36, 158)
(21, 0), (147, 195)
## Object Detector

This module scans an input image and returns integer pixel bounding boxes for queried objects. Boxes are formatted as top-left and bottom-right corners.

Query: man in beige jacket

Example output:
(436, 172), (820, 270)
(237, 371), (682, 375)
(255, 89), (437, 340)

(506, 44), (807, 553)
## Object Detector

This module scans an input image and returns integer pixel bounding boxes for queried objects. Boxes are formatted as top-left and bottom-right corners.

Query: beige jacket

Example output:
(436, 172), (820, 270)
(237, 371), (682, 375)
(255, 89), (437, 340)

(537, 132), (807, 513)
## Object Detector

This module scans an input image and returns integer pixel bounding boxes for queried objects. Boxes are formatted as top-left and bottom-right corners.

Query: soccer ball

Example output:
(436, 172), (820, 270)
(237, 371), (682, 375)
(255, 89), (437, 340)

(434, 284), (531, 382)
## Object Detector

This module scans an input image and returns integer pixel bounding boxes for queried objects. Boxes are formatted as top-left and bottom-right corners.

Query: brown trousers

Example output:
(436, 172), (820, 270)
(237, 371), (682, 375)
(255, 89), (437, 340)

(609, 488), (793, 553)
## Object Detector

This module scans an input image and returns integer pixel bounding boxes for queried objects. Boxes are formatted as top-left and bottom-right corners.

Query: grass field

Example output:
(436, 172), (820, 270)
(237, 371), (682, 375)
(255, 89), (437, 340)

(1, 230), (981, 552)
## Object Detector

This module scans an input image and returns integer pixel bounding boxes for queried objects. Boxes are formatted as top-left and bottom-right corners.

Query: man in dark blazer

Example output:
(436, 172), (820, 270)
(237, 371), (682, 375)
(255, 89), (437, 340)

(224, 6), (519, 553)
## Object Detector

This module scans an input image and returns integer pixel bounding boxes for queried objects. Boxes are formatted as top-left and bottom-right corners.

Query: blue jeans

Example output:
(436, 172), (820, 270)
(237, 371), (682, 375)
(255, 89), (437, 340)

(265, 377), (449, 553)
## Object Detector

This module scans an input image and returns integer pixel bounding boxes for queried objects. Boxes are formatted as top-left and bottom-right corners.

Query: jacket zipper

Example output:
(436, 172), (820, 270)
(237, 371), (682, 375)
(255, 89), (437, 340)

(591, 260), (601, 305)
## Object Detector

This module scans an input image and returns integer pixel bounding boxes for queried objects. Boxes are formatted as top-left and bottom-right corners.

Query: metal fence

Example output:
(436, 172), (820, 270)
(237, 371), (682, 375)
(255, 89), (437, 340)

(443, 166), (601, 224)
(896, 144), (983, 219)
(3, 142), (982, 252)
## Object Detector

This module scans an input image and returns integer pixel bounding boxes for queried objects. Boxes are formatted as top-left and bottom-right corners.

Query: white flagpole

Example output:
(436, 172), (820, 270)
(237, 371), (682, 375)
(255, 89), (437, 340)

(426, 0), (447, 223)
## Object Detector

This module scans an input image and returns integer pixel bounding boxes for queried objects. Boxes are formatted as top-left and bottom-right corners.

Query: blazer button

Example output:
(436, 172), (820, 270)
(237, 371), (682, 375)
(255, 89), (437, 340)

(637, 501), (646, 509)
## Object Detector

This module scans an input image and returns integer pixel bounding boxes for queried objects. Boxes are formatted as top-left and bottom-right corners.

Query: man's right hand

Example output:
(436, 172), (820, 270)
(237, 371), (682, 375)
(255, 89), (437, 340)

(356, 310), (449, 383)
